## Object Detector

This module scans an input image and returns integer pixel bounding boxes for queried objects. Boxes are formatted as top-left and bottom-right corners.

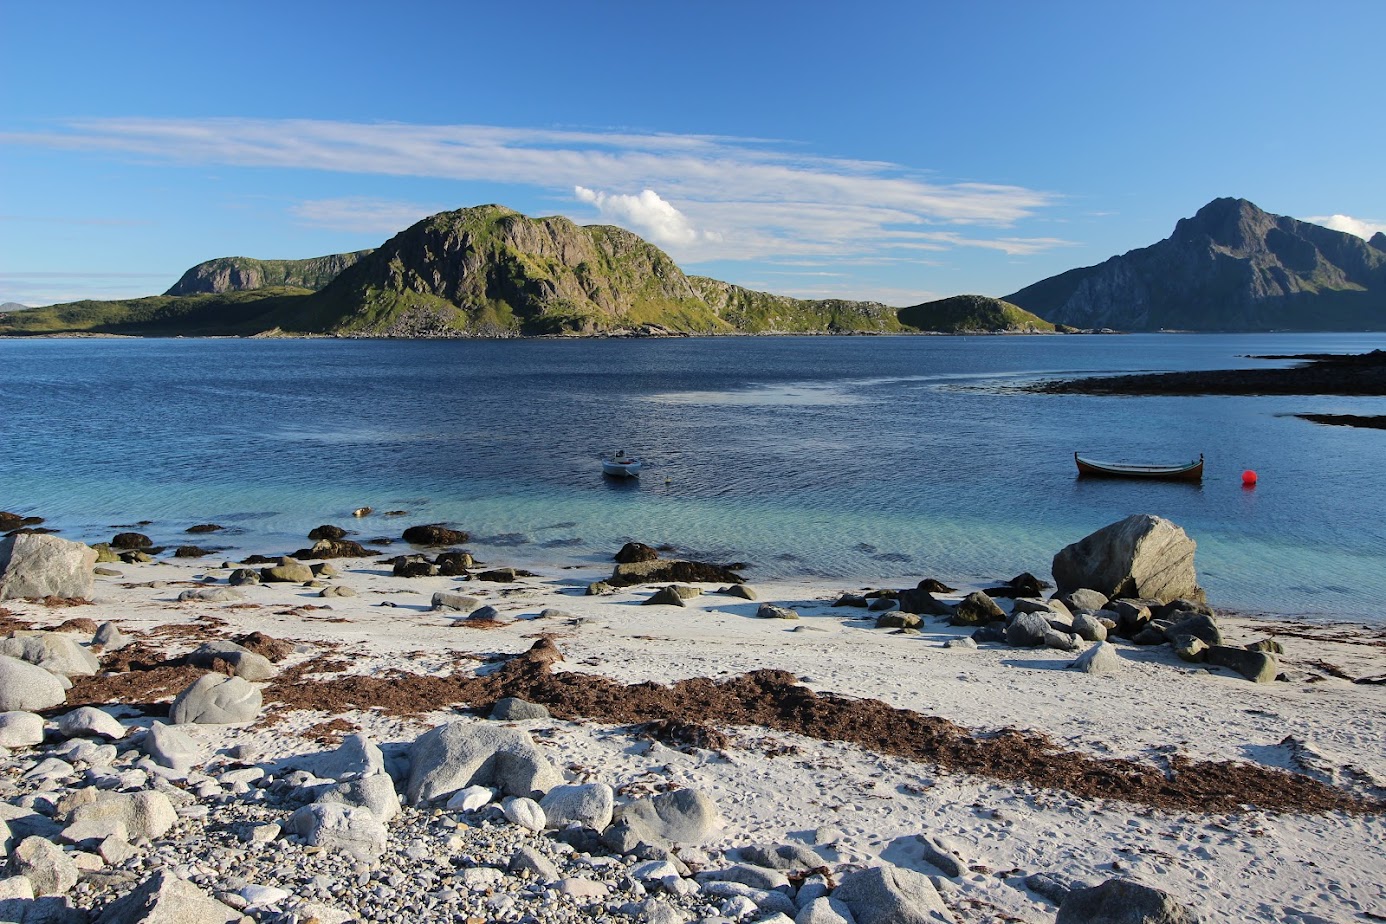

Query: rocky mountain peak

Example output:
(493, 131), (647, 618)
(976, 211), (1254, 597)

(1371, 231), (1386, 253)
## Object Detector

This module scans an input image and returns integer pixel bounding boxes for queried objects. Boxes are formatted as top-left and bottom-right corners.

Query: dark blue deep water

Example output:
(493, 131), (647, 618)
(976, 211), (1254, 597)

(3, 333), (1385, 619)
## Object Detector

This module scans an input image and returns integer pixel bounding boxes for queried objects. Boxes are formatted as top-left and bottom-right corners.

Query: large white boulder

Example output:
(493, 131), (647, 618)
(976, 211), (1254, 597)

(168, 674), (261, 725)
(0, 534), (96, 601)
(1051, 514), (1202, 603)
(832, 864), (954, 924)
(406, 721), (563, 805)
(93, 869), (243, 924)
(0, 655), (66, 712)
(0, 632), (100, 677)
(283, 803), (387, 861)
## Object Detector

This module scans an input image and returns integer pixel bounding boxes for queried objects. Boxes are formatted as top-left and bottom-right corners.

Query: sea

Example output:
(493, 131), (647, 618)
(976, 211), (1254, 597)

(2, 333), (1385, 621)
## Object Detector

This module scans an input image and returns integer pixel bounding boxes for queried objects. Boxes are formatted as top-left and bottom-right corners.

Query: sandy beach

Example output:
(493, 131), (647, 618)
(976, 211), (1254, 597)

(1, 535), (1382, 923)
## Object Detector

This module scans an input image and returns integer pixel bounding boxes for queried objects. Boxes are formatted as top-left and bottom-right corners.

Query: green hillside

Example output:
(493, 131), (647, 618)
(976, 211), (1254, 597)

(898, 294), (1056, 333)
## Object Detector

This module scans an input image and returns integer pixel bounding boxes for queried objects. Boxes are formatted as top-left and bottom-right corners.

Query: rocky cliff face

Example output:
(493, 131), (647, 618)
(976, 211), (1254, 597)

(1371, 231), (1386, 253)
(1004, 198), (1386, 330)
(165, 251), (374, 296)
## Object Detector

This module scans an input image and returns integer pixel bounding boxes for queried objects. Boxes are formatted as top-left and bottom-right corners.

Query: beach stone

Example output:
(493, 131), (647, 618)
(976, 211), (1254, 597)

(1043, 629), (1083, 651)
(431, 591), (481, 613)
(319, 585), (356, 598)
(144, 721), (200, 772)
(867, 597), (897, 612)
(1247, 638), (1284, 654)
(539, 782), (614, 830)
(0, 877), (34, 901)
(615, 542), (660, 563)
(701, 881), (797, 916)
(876, 612), (921, 630)
(796, 896), (857, 924)
(0, 655), (66, 712)
(71, 791), (176, 841)
(239, 884), (289, 909)
(110, 532), (151, 549)
(314, 774), (401, 823)
(294, 538), (372, 560)
(445, 785), (495, 812)
(435, 551), (475, 575)
(226, 569), (260, 586)
(502, 796), (546, 831)
(757, 604), (800, 620)
(463, 605), (506, 624)
(1071, 614), (1107, 642)
(608, 559), (744, 588)
(308, 525), (346, 541)
(1071, 642), (1121, 674)
(833, 594), (868, 608)
(92, 622), (131, 650)
(896, 589), (954, 617)
(832, 864), (953, 924)
(402, 524), (469, 545)
(184, 641), (276, 681)
(616, 788), (720, 845)
(294, 733), (384, 781)
(259, 558), (313, 583)
(558, 878), (610, 900)
(168, 674), (262, 724)
(0, 711), (45, 748)
(94, 869), (242, 924)
(1005, 612), (1049, 647)
(509, 844), (560, 882)
(1172, 635), (1208, 662)
(698, 864), (790, 892)
(720, 584), (758, 600)
(1165, 612), (1221, 646)
(392, 558), (438, 578)
(407, 721), (563, 804)
(1052, 514), (1202, 603)
(284, 803), (387, 861)
(56, 707), (125, 740)
(1011, 597), (1068, 619)
(1056, 878), (1195, 923)
(950, 591), (1004, 627)
(491, 697), (550, 721)
(586, 581), (614, 595)
(943, 637), (977, 650)
(1056, 588), (1109, 613)
(1154, 598), (1214, 622)
(915, 834), (968, 878)
(7, 837), (78, 896)
(477, 568), (519, 583)
(1109, 598), (1155, 630)
(0, 632), (100, 676)
(1207, 646), (1279, 683)
(644, 586), (689, 607)
(61, 816), (129, 848)
(0, 534), (97, 601)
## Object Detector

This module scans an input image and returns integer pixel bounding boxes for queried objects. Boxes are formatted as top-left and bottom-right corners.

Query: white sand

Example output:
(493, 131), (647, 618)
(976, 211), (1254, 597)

(11, 555), (1385, 923)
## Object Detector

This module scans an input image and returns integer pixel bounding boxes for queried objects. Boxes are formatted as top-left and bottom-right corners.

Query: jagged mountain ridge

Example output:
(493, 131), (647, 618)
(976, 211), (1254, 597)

(165, 251), (374, 296)
(1004, 198), (1386, 330)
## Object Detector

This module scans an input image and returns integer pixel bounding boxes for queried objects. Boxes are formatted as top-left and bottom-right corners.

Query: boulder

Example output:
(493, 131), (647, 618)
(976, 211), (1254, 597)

(0, 655), (66, 712)
(71, 791), (176, 841)
(308, 525), (347, 541)
(407, 722), (563, 804)
(490, 698), (550, 721)
(0, 632), (100, 676)
(227, 568), (261, 586)
(797, 896), (857, 924)
(1172, 635), (1208, 662)
(1207, 646), (1279, 683)
(110, 532), (152, 550)
(93, 870), (242, 924)
(284, 803), (387, 861)
(320, 585), (357, 598)
(7, 837), (78, 896)
(183, 641), (277, 681)
(402, 524), (469, 546)
(1055, 588), (1109, 613)
(291, 733), (384, 781)
(1056, 878), (1196, 923)
(92, 622), (131, 650)
(539, 783), (614, 831)
(896, 588), (954, 617)
(502, 797), (546, 832)
(168, 674), (262, 724)
(832, 864), (954, 924)
(984, 572), (1051, 598)
(643, 586), (689, 607)
(1071, 642), (1121, 674)
(1165, 612), (1221, 646)
(950, 591), (1004, 627)
(259, 558), (313, 583)
(431, 592), (481, 613)
(293, 539), (372, 560)
(876, 612), (921, 630)
(1052, 515), (1202, 603)
(0, 711), (45, 748)
(614, 542), (660, 563)
(56, 707), (125, 740)
(757, 604), (800, 620)
(435, 551), (475, 575)
(738, 843), (824, 872)
(608, 559), (744, 588)
(144, 721), (200, 772)
(0, 534), (97, 601)
(1005, 612), (1049, 647)
(313, 774), (401, 823)
(1071, 614), (1107, 642)
(509, 844), (561, 882)
(615, 788), (720, 845)
(720, 584), (759, 601)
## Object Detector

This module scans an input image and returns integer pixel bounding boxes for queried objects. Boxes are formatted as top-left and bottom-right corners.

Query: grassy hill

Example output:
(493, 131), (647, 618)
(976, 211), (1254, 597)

(897, 295), (1055, 333)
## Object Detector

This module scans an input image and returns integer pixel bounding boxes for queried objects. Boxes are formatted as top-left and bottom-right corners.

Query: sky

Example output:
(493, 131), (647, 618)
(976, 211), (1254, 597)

(2, 1), (1384, 308)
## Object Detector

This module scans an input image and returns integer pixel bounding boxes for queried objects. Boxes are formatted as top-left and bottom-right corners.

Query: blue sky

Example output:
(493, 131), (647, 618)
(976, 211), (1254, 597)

(2, 1), (1383, 307)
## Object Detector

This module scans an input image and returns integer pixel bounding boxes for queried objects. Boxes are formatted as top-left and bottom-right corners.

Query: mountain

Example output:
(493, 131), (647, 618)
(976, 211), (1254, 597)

(165, 250), (374, 296)
(1004, 198), (1386, 330)
(0, 302), (29, 312)
(1371, 231), (1386, 253)
(897, 295), (1055, 333)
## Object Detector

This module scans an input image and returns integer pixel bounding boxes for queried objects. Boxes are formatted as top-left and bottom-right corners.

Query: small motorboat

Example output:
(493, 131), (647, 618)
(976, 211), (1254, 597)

(1075, 452), (1203, 481)
(602, 450), (642, 478)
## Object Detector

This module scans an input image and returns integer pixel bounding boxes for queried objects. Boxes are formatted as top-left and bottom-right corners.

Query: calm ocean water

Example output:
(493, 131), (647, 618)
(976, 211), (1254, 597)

(3, 333), (1385, 620)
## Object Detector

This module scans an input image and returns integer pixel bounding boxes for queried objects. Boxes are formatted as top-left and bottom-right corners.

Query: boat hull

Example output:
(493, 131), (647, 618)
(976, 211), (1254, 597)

(602, 460), (641, 478)
(1075, 453), (1203, 481)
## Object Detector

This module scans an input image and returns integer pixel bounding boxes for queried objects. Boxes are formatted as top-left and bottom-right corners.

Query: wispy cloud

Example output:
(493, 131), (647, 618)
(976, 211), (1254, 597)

(3, 117), (1068, 264)
(289, 197), (444, 234)
(1304, 213), (1386, 240)
(0, 271), (173, 307)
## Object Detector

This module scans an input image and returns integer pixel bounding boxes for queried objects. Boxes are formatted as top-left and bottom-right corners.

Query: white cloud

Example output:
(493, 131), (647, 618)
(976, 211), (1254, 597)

(290, 197), (442, 234)
(1, 117), (1067, 263)
(573, 187), (720, 248)
(1304, 213), (1386, 240)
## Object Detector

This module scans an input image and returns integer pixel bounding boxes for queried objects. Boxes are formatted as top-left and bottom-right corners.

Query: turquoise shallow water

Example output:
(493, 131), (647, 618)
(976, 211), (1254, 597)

(2, 333), (1385, 620)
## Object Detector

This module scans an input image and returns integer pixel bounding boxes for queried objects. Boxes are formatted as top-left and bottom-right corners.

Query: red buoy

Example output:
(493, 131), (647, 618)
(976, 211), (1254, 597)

(1242, 470), (1258, 486)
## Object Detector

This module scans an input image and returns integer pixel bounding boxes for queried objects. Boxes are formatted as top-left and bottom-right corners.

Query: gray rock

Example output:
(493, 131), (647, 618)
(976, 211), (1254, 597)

(699, 880), (797, 916)
(1071, 614), (1107, 642)
(1043, 629), (1083, 651)
(875, 612), (921, 630)
(1011, 598), (1066, 619)
(1052, 515), (1202, 603)
(284, 803), (387, 861)
(539, 782), (614, 831)
(895, 589), (954, 617)
(797, 896), (857, 924)
(464, 605), (506, 623)
(313, 774), (400, 823)
(226, 569), (260, 586)
(915, 835), (967, 877)
(1071, 641), (1121, 674)
(0, 633), (100, 677)
(92, 622), (131, 650)
(508, 844), (560, 882)
(1005, 612), (1049, 647)
(490, 697), (550, 721)
(259, 558), (314, 583)
(616, 788), (720, 845)
(431, 592), (480, 613)
(502, 796), (546, 831)
(0, 655), (66, 712)
(0, 535), (96, 601)
(291, 733), (383, 781)
(319, 585), (356, 598)
(738, 843), (823, 872)
(1056, 588), (1109, 613)
(70, 791), (176, 841)
(942, 637), (977, 650)
(56, 707), (125, 740)
(697, 864), (790, 892)
(93, 869), (242, 924)
(0, 711), (45, 748)
(757, 604), (800, 620)
(1056, 878), (1196, 923)
(720, 584), (759, 600)
(1024, 873), (1075, 905)
(176, 588), (245, 604)
(144, 721), (200, 772)
(643, 586), (689, 607)
(830, 865), (953, 924)
(867, 597), (897, 612)
(1207, 646), (1279, 683)
(950, 592), (1004, 627)
(1171, 635), (1208, 662)
(1165, 612), (1221, 646)
(406, 721), (563, 804)
(168, 674), (261, 724)
(7, 837), (78, 896)
(1131, 626), (1168, 646)
(183, 641), (276, 681)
